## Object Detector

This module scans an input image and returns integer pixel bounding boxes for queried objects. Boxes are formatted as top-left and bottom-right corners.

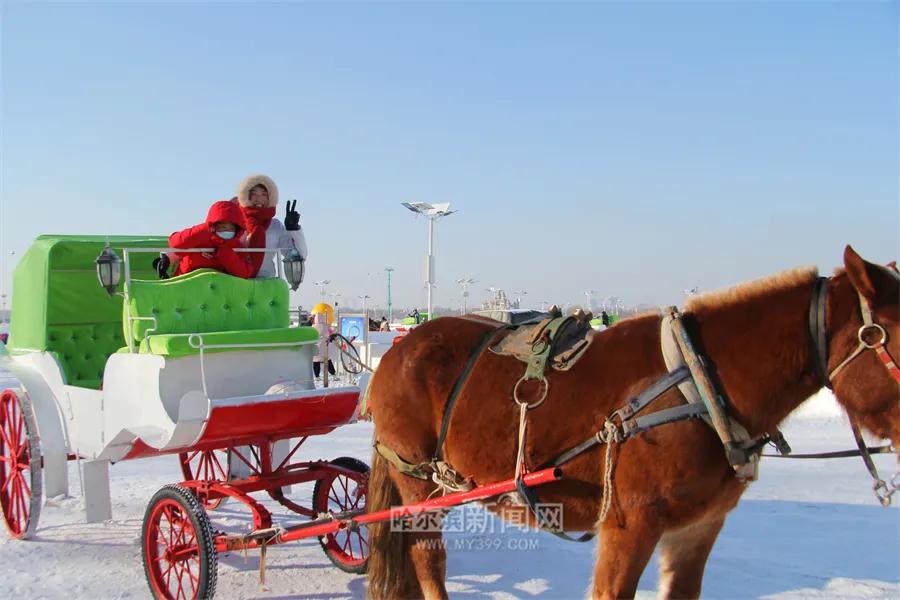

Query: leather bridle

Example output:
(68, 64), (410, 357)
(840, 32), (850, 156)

(808, 273), (900, 506)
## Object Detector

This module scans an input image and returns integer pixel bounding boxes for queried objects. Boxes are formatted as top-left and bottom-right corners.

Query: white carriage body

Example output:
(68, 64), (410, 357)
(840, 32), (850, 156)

(1, 236), (367, 524)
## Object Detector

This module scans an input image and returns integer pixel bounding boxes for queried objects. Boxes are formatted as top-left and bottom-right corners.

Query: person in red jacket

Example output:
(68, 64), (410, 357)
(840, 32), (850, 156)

(168, 201), (255, 278)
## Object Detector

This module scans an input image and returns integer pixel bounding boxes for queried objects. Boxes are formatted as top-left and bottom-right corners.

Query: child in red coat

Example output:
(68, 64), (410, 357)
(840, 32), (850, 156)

(168, 201), (254, 278)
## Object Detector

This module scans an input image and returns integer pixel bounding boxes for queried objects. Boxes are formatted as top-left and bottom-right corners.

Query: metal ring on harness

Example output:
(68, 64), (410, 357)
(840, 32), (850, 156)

(859, 323), (888, 349)
(874, 479), (893, 507)
(530, 336), (550, 355)
(513, 375), (549, 409)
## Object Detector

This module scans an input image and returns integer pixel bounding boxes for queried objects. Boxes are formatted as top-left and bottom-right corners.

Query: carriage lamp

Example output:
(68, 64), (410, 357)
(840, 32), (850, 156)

(95, 245), (121, 296)
(282, 249), (306, 291)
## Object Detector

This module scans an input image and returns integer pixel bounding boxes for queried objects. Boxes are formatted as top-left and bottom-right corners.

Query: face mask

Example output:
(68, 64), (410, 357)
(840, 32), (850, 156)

(216, 231), (236, 240)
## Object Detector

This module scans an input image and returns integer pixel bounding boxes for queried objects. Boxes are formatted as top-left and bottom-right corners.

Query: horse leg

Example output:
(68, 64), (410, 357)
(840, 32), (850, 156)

(367, 452), (449, 600)
(656, 516), (725, 599)
(396, 476), (450, 600)
(591, 518), (661, 600)
(408, 524), (449, 599)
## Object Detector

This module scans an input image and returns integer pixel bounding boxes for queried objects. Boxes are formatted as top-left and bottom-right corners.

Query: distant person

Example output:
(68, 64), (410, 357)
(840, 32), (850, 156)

(409, 308), (420, 324)
(600, 311), (610, 328)
(166, 201), (254, 278)
(313, 312), (336, 378)
(234, 174), (308, 279)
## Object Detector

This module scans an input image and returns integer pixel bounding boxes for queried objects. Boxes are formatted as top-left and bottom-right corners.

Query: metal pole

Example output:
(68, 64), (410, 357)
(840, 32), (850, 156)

(385, 267), (393, 322)
(426, 217), (434, 321)
(1, 250), (14, 323)
(214, 466), (562, 552)
(322, 336), (330, 388)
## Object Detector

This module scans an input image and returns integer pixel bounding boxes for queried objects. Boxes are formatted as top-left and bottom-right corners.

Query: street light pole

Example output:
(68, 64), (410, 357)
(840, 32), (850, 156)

(456, 278), (476, 314)
(384, 267), (394, 321)
(1, 250), (14, 323)
(402, 202), (456, 322)
(427, 217), (434, 320)
(314, 279), (331, 302)
(513, 290), (527, 309)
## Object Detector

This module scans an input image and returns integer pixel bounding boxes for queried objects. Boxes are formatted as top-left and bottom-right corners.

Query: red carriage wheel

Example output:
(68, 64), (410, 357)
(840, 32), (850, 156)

(312, 456), (370, 574)
(142, 485), (217, 600)
(0, 389), (42, 540)
(178, 450), (229, 510)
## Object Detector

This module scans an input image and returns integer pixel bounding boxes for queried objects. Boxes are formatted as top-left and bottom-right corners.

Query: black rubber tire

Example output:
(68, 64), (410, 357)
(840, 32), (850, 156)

(142, 484), (218, 600)
(312, 456), (370, 574)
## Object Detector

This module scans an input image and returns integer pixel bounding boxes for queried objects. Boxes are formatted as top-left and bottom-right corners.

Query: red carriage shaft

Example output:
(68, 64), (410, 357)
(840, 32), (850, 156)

(215, 467), (562, 552)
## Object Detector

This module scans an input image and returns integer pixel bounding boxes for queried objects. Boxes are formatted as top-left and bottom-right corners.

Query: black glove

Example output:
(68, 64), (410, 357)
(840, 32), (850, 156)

(152, 254), (170, 279)
(284, 199), (300, 231)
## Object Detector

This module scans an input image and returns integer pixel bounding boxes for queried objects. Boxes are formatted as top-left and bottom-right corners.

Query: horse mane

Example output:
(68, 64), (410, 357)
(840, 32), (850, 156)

(685, 266), (819, 314)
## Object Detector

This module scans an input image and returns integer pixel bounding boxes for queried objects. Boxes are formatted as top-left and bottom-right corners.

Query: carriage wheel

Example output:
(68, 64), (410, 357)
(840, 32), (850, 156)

(178, 450), (229, 510)
(143, 484), (218, 600)
(0, 389), (42, 540)
(312, 456), (369, 574)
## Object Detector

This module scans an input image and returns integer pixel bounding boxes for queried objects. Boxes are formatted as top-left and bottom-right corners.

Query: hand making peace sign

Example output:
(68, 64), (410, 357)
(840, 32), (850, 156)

(284, 199), (301, 231)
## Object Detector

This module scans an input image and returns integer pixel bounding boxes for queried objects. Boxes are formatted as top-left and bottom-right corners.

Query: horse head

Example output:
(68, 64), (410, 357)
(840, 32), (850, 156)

(827, 245), (900, 449)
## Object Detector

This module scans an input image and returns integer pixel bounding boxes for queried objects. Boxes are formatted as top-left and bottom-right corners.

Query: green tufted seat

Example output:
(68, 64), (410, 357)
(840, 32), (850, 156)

(125, 269), (317, 357)
(7, 235), (167, 389)
(47, 322), (126, 389)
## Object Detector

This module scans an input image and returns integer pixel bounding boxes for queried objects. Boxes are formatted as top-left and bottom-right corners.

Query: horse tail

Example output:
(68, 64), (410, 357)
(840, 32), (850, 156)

(366, 448), (414, 600)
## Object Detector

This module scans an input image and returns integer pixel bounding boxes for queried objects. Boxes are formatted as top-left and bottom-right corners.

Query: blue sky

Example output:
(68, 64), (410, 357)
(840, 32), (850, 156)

(1, 1), (897, 312)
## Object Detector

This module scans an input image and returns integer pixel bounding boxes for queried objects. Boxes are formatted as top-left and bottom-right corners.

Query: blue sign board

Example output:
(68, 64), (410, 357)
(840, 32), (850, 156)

(339, 315), (367, 342)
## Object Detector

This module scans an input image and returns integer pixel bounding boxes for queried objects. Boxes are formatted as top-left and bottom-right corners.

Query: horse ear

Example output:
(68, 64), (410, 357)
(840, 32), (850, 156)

(844, 245), (879, 301)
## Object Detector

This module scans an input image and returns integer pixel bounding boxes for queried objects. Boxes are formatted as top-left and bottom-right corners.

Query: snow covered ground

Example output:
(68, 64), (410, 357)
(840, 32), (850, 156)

(1, 370), (897, 599)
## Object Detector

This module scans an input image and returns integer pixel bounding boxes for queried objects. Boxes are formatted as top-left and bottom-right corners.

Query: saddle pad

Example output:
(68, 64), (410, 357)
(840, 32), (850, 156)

(490, 315), (596, 372)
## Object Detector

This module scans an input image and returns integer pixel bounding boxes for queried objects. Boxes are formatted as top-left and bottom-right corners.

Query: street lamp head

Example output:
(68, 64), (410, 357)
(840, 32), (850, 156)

(401, 201), (456, 218)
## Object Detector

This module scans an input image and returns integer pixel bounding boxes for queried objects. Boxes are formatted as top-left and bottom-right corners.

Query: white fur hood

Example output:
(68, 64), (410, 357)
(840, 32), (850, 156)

(236, 174), (279, 207)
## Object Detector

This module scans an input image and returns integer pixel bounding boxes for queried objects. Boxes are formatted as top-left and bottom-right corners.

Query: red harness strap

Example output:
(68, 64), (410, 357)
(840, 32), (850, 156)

(874, 344), (900, 383)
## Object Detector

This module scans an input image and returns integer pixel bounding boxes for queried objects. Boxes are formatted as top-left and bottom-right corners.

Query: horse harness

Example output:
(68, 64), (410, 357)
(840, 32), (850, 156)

(375, 276), (900, 540)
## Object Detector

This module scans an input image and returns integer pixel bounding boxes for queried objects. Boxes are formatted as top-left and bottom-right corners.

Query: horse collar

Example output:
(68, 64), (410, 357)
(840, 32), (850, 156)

(808, 277), (831, 388)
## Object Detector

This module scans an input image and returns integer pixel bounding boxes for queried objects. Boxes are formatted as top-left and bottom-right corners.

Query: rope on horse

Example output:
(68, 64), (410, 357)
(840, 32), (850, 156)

(598, 421), (624, 523)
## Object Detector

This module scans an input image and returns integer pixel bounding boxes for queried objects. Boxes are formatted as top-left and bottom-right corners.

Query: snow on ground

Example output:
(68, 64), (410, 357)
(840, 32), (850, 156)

(1, 373), (897, 599)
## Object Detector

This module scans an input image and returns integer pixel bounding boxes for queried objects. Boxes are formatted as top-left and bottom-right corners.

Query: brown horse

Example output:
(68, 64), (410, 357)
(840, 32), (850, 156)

(365, 246), (899, 600)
